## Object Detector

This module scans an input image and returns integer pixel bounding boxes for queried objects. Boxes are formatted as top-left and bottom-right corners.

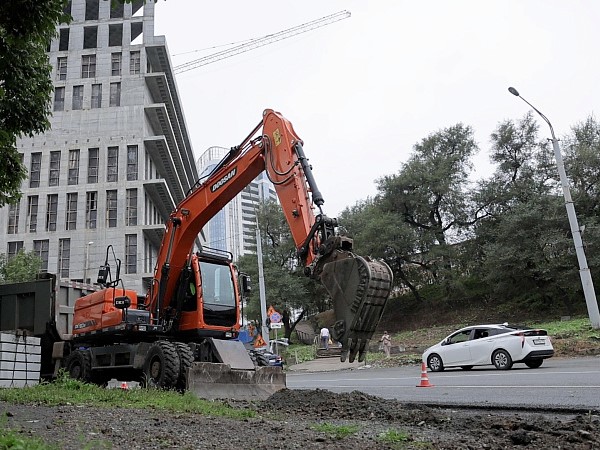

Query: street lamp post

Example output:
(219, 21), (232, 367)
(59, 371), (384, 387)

(508, 87), (600, 329)
(84, 241), (94, 284)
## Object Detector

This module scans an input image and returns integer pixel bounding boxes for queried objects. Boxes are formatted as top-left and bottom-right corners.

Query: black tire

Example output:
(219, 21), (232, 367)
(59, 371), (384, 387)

(460, 365), (473, 371)
(143, 341), (180, 389)
(492, 349), (513, 370)
(525, 359), (543, 369)
(427, 354), (444, 372)
(65, 349), (92, 382)
(174, 342), (195, 392)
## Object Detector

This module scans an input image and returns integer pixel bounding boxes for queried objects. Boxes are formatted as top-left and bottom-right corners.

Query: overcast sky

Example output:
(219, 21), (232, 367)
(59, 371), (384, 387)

(154, 1), (600, 217)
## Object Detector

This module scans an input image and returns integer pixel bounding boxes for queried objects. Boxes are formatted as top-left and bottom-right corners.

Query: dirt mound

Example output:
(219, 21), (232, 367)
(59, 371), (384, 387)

(2, 390), (599, 449)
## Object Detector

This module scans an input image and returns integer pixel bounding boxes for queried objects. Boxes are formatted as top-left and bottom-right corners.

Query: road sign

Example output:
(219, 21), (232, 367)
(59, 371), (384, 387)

(270, 322), (283, 329)
(269, 311), (282, 323)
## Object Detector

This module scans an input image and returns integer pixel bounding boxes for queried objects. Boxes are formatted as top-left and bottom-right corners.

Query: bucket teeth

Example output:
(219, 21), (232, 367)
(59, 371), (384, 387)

(321, 254), (393, 363)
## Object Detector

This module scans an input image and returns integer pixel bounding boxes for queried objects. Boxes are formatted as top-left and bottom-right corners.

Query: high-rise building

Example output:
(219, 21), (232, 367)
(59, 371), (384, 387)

(196, 147), (276, 262)
(0, 0), (198, 293)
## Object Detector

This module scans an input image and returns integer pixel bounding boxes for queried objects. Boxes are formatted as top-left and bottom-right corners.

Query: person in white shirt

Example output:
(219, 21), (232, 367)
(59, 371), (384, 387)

(320, 327), (330, 350)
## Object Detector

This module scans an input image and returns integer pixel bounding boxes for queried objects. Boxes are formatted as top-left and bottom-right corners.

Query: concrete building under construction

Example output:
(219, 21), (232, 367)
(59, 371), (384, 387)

(0, 0), (198, 292)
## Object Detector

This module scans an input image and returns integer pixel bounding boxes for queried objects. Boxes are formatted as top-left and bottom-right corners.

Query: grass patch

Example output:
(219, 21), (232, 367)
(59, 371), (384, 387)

(0, 373), (254, 420)
(0, 428), (56, 450)
(311, 422), (359, 439)
(283, 343), (315, 364)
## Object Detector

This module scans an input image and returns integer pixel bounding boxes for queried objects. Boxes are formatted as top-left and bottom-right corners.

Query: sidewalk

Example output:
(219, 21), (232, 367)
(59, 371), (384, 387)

(286, 356), (368, 372)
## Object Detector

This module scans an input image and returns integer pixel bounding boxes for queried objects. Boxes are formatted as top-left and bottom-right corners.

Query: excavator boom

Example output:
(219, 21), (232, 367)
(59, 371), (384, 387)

(149, 109), (392, 363)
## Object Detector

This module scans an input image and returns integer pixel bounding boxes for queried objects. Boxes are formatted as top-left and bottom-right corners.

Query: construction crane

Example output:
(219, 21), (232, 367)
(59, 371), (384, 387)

(173, 10), (351, 75)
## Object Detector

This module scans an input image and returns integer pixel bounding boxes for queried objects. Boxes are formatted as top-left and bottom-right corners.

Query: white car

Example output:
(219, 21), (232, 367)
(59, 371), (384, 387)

(423, 323), (554, 371)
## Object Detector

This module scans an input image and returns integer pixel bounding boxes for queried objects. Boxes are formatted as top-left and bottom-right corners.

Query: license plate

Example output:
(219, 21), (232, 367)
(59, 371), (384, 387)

(533, 338), (546, 345)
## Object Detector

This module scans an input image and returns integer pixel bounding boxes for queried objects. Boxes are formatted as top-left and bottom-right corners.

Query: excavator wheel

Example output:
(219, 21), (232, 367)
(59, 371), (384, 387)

(174, 342), (195, 392)
(65, 349), (92, 382)
(143, 341), (180, 389)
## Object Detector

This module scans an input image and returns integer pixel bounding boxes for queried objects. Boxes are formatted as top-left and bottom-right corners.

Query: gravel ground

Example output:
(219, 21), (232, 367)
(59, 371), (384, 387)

(2, 389), (599, 449)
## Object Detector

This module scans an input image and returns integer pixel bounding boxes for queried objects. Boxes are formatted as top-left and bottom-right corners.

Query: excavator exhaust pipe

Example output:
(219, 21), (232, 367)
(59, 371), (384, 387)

(321, 255), (393, 363)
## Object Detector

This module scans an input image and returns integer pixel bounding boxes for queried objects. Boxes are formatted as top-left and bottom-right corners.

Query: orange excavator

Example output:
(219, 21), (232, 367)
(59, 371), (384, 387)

(67, 109), (393, 399)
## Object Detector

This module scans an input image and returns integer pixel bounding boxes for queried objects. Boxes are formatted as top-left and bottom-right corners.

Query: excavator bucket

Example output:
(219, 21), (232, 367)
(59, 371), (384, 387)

(186, 363), (285, 401)
(320, 254), (393, 363)
(185, 339), (286, 401)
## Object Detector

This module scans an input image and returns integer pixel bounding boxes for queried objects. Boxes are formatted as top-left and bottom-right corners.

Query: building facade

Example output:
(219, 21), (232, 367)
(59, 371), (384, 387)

(196, 147), (276, 262)
(0, 0), (198, 293)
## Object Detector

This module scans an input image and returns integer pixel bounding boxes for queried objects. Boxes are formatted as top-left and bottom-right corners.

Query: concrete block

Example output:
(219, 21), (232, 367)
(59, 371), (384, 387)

(0, 333), (41, 346)
(0, 370), (40, 380)
(0, 361), (41, 372)
(0, 343), (42, 354)
(0, 379), (39, 388)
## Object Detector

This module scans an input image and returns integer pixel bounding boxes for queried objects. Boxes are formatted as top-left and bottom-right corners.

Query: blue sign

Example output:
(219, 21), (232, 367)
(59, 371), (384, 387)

(269, 312), (282, 323)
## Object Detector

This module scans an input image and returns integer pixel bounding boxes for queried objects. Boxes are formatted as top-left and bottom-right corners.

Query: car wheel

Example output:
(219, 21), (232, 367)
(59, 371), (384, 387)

(525, 359), (543, 369)
(460, 365), (473, 370)
(427, 354), (444, 372)
(492, 349), (513, 370)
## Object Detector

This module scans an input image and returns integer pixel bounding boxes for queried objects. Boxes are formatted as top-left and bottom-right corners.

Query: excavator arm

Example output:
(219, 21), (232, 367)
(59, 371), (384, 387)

(149, 109), (393, 362)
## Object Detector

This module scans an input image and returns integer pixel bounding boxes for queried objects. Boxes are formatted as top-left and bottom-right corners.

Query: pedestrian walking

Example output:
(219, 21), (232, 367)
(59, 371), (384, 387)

(380, 331), (392, 358)
(320, 327), (330, 350)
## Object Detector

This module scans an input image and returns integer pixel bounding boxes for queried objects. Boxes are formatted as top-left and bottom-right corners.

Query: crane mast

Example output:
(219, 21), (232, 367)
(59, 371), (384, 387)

(174, 10), (351, 74)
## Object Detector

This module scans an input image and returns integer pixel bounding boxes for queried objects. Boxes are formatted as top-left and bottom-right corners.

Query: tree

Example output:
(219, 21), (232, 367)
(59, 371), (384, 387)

(564, 116), (600, 219)
(339, 199), (423, 299)
(236, 201), (326, 341)
(474, 114), (584, 314)
(0, 0), (69, 207)
(375, 124), (483, 292)
(0, 250), (42, 284)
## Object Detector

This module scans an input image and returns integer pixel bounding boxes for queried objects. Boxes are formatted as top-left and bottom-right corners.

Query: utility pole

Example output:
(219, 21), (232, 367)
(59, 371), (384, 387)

(255, 225), (269, 347)
(509, 87), (600, 329)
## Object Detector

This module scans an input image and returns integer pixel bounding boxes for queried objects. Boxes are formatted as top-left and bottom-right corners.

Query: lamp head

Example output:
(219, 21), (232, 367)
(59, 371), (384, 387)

(508, 87), (520, 97)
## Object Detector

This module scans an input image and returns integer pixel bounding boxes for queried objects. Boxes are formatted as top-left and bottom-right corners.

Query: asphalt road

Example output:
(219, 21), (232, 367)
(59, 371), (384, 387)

(286, 356), (600, 411)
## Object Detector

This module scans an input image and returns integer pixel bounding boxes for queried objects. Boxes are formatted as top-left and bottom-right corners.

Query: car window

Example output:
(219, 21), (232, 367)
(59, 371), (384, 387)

(448, 330), (471, 344)
(473, 328), (490, 339)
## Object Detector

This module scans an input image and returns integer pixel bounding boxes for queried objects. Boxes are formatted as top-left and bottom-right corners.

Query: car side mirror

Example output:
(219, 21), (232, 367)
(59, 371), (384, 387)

(240, 274), (251, 293)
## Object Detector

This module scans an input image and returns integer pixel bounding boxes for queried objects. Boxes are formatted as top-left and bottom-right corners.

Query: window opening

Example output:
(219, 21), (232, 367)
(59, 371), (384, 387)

(30, 152), (41, 187)
(88, 148), (99, 183)
(54, 87), (65, 112)
(27, 195), (38, 233)
(46, 194), (58, 231)
(107, 146), (118, 181)
(106, 190), (117, 227)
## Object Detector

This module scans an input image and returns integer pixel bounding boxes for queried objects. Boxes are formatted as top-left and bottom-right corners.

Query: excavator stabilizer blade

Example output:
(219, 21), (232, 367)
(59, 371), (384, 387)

(321, 255), (393, 363)
(186, 363), (286, 401)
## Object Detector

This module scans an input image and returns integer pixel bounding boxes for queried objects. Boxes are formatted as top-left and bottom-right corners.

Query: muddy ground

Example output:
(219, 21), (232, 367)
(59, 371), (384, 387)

(2, 388), (599, 449)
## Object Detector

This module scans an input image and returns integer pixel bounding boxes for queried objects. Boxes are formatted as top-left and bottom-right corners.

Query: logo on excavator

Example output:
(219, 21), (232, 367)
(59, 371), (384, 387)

(273, 128), (282, 146)
(210, 167), (237, 193)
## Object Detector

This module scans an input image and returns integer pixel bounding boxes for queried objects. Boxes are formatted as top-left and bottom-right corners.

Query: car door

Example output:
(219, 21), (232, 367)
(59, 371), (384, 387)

(440, 329), (472, 366)
(467, 327), (495, 365)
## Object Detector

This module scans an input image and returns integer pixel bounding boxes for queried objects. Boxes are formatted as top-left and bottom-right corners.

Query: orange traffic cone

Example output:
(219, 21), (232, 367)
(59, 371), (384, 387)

(416, 362), (434, 387)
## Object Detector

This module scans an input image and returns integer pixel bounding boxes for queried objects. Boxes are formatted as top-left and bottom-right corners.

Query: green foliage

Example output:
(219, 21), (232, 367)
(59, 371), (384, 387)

(311, 422), (360, 439)
(283, 343), (315, 364)
(0, 0), (70, 206)
(378, 429), (411, 446)
(0, 250), (42, 284)
(0, 427), (55, 450)
(0, 373), (255, 420)
(237, 201), (328, 338)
